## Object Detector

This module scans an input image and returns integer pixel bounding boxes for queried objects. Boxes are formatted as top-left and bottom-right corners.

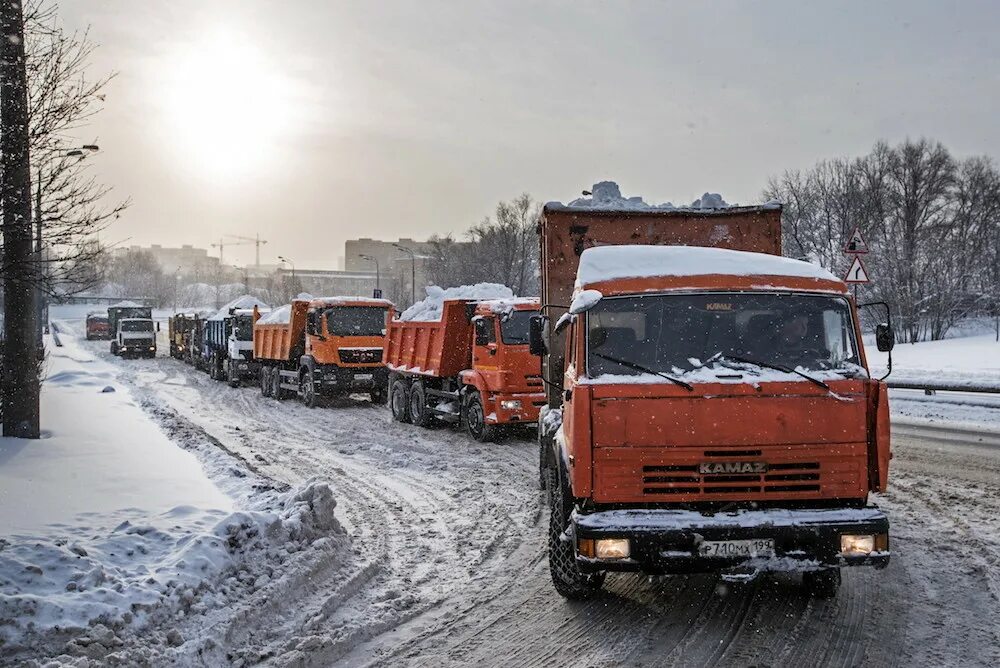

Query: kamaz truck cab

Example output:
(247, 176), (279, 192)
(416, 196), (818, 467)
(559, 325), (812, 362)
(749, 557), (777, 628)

(534, 243), (894, 600)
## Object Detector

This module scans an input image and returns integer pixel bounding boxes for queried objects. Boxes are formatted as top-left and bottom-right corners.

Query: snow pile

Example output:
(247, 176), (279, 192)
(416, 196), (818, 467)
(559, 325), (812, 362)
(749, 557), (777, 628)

(208, 295), (270, 321)
(575, 245), (838, 288)
(485, 297), (538, 317)
(258, 304), (292, 325)
(399, 284), (514, 322)
(0, 481), (347, 652)
(564, 181), (675, 210)
(110, 300), (144, 308)
(691, 192), (728, 209)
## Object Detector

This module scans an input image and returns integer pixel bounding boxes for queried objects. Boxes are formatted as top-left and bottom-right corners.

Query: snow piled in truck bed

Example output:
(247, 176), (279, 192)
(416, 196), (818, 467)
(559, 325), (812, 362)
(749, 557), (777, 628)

(208, 295), (270, 321)
(399, 284), (514, 322)
(257, 304), (292, 325)
(550, 181), (741, 211)
(575, 245), (837, 288)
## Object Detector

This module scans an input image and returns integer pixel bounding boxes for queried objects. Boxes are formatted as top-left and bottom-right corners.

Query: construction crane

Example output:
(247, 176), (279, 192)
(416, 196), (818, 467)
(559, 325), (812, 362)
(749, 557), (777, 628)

(211, 233), (268, 268)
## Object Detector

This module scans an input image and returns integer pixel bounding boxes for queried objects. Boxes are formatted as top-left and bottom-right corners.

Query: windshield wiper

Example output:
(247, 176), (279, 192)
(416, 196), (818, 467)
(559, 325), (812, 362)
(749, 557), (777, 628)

(592, 351), (694, 391)
(712, 353), (830, 391)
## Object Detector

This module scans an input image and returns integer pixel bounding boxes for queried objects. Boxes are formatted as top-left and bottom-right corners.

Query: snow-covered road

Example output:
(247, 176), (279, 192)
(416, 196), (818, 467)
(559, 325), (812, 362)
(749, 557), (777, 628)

(29, 322), (1000, 666)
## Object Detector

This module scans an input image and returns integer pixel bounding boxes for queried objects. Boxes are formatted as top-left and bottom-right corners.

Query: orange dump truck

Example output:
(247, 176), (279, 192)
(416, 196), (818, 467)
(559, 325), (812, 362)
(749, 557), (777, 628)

(252, 296), (392, 407)
(384, 298), (546, 441)
(531, 202), (894, 599)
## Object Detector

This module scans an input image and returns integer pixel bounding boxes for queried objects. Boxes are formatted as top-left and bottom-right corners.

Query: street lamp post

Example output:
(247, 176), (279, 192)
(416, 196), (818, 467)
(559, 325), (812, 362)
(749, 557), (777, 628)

(392, 243), (416, 306)
(358, 253), (380, 295)
(34, 144), (100, 351)
(277, 255), (296, 280)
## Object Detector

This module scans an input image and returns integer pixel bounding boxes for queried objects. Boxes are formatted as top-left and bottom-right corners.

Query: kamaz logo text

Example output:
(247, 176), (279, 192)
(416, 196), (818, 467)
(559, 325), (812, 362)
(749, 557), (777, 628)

(699, 461), (769, 475)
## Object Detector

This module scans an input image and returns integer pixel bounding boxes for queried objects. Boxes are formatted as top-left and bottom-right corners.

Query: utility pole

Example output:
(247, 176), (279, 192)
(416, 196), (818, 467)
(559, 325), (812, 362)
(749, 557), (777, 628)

(2, 0), (40, 438)
(393, 243), (416, 307)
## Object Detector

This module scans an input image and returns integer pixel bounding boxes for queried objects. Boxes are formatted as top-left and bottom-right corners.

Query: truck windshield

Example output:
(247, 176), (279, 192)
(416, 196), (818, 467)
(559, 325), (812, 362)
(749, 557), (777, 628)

(233, 316), (254, 341)
(500, 310), (535, 345)
(587, 293), (861, 379)
(121, 320), (154, 333)
(325, 307), (387, 337)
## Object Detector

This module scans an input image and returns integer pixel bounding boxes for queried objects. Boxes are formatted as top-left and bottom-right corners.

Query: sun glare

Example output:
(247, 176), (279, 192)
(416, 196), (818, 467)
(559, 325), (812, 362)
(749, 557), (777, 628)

(160, 30), (296, 183)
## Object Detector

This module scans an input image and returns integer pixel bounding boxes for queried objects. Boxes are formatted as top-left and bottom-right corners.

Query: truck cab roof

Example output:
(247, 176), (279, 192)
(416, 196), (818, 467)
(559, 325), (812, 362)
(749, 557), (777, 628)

(473, 297), (540, 318)
(574, 245), (846, 298)
(307, 296), (393, 309)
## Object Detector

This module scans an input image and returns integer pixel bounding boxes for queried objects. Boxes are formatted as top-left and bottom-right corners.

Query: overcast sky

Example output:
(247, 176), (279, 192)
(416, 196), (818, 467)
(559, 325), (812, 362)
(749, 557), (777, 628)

(59, 0), (1000, 270)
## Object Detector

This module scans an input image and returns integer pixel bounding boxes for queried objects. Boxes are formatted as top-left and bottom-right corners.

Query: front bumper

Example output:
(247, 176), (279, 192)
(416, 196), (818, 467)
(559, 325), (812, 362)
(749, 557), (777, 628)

(486, 392), (547, 424)
(573, 506), (889, 574)
(318, 365), (388, 392)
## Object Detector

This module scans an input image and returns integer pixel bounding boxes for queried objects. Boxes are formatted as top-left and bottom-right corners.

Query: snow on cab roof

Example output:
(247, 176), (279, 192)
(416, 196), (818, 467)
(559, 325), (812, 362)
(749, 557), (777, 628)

(544, 181), (782, 214)
(482, 297), (540, 316)
(575, 245), (838, 288)
(208, 295), (269, 321)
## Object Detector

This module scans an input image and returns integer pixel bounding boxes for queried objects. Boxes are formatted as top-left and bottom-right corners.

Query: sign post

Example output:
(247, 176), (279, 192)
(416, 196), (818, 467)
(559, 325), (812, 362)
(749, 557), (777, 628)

(843, 226), (871, 302)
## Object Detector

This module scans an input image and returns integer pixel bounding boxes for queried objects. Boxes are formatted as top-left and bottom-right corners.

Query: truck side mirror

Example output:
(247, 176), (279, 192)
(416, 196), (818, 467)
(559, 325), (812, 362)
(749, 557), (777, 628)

(529, 315), (547, 356)
(875, 323), (894, 352)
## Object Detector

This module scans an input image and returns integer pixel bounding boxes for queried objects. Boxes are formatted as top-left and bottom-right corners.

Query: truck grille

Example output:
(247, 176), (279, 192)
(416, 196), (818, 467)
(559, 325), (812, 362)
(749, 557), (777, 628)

(339, 348), (382, 364)
(642, 458), (821, 496)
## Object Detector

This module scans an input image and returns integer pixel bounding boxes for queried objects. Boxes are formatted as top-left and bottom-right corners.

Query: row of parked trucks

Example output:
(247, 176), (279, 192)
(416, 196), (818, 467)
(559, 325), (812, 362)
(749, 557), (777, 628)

(92, 193), (896, 600)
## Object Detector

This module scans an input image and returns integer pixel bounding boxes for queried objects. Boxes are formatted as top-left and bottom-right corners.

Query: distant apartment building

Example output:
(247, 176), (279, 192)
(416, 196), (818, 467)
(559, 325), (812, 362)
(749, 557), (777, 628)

(276, 268), (379, 300)
(113, 244), (227, 280)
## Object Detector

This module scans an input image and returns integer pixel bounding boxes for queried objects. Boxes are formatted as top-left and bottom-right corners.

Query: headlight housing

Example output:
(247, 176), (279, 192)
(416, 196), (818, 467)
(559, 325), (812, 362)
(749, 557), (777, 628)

(840, 534), (875, 556)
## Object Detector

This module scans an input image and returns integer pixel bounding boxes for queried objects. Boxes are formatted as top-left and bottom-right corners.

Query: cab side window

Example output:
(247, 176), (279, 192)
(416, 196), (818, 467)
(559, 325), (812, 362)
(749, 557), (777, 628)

(475, 317), (496, 345)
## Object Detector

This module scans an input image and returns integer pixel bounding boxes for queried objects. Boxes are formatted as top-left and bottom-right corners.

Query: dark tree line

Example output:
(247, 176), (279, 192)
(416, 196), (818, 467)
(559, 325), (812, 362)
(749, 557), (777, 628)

(424, 193), (540, 297)
(765, 139), (1000, 342)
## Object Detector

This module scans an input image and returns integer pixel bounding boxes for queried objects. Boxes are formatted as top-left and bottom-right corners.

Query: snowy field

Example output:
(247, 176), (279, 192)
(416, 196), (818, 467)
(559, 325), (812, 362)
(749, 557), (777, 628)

(3, 306), (1000, 666)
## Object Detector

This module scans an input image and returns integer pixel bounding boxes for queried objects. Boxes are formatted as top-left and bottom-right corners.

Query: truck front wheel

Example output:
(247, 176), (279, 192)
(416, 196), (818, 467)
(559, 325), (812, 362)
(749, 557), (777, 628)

(370, 385), (387, 405)
(465, 394), (497, 443)
(260, 367), (272, 397)
(547, 466), (605, 600)
(272, 368), (286, 401)
(409, 382), (432, 427)
(803, 568), (841, 598)
(390, 379), (411, 423)
(302, 368), (318, 408)
(227, 361), (239, 388)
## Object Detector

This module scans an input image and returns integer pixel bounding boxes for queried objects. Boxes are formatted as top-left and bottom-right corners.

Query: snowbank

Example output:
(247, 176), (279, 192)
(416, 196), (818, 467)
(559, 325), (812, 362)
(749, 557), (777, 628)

(208, 295), (270, 321)
(0, 481), (346, 651)
(0, 329), (350, 656)
(868, 331), (1000, 387)
(575, 245), (838, 288)
(399, 284), (514, 322)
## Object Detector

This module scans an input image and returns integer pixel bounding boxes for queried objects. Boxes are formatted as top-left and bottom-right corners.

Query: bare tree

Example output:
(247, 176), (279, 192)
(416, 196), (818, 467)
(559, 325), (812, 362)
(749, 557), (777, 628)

(425, 193), (541, 295)
(766, 138), (1000, 342)
(19, 0), (128, 296)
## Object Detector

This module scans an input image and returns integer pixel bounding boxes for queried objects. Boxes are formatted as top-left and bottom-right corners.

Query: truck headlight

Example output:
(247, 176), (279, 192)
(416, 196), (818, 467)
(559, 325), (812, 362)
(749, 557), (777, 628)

(840, 534), (875, 556)
(595, 538), (630, 560)
(500, 400), (522, 410)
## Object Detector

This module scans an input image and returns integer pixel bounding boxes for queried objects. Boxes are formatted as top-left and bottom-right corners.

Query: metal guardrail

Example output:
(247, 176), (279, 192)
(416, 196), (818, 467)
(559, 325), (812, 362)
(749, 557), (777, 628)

(887, 381), (1000, 395)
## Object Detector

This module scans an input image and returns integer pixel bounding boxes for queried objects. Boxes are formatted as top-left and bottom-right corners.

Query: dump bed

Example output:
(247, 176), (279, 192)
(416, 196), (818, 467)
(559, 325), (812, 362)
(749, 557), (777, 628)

(538, 203), (783, 405)
(384, 300), (476, 378)
(540, 203), (782, 311)
(254, 301), (309, 362)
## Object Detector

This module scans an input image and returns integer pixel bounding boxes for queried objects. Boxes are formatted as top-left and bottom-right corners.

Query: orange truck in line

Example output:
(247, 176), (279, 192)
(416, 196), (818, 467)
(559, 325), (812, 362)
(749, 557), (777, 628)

(384, 298), (546, 441)
(530, 203), (895, 599)
(252, 296), (393, 407)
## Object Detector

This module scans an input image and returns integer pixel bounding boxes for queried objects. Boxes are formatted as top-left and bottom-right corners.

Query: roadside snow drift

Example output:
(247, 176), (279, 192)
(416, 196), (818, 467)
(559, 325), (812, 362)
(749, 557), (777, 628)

(399, 284), (514, 321)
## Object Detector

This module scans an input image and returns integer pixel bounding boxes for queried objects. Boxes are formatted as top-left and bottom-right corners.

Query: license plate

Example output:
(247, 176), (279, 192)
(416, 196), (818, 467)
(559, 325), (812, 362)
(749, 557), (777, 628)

(353, 373), (373, 380)
(699, 539), (775, 558)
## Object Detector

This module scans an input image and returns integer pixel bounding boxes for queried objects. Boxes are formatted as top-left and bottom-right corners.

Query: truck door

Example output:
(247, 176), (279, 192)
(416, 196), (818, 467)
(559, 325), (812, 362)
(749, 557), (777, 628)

(473, 317), (498, 371)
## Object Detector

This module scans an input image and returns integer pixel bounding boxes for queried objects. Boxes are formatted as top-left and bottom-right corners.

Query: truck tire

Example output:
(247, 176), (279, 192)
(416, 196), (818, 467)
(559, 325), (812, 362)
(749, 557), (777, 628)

(260, 367), (272, 397)
(803, 568), (841, 598)
(302, 368), (318, 408)
(227, 361), (239, 388)
(272, 367), (286, 401)
(409, 382), (432, 427)
(111, 341), (119, 356)
(370, 384), (387, 405)
(547, 465), (605, 599)
(209, 353), (219, 380)
(390, 379), (411, 423)
(465, 394), (497, 443)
